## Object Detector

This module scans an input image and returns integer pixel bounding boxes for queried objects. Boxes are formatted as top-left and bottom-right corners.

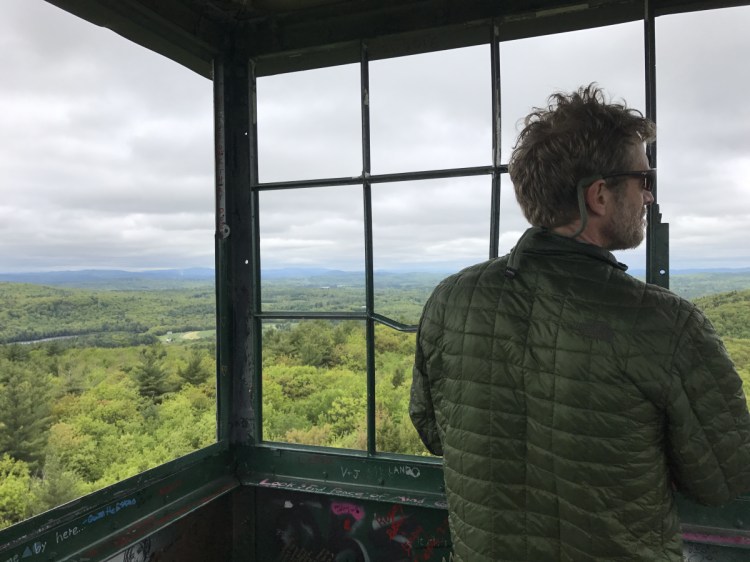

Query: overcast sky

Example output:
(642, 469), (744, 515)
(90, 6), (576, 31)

(1, 0), (749, 274)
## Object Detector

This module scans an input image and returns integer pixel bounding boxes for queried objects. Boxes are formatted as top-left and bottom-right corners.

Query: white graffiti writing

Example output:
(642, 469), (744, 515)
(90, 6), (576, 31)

(56, 525), (80, 544)
(329, 487), (364, 499)
(259, 479), (327, 494)
(388, 465), (421, 478)
(397, 495), (426, 505)
(340, 466), (360, 480)
(361, 492), (388, 501)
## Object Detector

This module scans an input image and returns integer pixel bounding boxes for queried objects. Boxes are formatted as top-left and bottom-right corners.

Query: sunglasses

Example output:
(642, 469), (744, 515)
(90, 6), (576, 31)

(602, 169), (656, 192)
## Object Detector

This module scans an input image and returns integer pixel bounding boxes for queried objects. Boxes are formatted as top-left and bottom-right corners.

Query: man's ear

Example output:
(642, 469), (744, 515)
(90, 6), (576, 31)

(583, 179), (609, 217)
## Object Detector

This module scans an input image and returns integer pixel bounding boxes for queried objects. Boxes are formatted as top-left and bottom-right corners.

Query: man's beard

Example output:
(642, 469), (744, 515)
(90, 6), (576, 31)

(604, 205), (646, 251)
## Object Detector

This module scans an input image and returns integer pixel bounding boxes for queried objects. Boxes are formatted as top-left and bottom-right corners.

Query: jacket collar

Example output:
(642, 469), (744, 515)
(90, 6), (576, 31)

(505, 226), (628, 279)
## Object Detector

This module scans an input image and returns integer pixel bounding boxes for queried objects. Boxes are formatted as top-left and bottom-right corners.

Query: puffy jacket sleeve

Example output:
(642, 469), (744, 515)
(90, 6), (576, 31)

(666, 308), (750, 505)
(409, 316), (444, 456)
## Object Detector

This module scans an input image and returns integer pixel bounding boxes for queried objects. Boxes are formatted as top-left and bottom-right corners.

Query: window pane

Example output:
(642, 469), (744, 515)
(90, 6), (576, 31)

(372, 177), (491, 325)
(374, 325), (429, 455)
(656, 7), (750, 407)
(259, 186), (365, 311)
(369, 46), (491, 174)
(657, 7), (750, 271)
(257, 65), (362, 183)
(501, 22), (646, 270)
(0, 0), (215, 531)
(262, 320), (366, 449)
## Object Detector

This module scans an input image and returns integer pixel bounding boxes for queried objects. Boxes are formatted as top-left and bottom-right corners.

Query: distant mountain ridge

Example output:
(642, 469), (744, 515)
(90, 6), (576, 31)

(0, 268), (215, 285)
(1, 267), (749, 300)
(7, 266), (747, 279)
(0, 267), (445, 285)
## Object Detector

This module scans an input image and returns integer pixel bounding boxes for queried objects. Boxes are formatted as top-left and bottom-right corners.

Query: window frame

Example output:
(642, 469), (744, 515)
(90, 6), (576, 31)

(243, 16), (666, 461)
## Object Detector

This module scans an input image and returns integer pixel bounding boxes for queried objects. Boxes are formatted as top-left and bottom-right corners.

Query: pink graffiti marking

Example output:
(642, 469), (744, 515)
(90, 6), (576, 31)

(331, 502), (364, 521)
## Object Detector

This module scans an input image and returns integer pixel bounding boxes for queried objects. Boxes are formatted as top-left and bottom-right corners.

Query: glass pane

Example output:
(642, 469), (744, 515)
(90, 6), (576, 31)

(259, 186), (365, 311)
(369, 46), (491, 174)
(371, 177), (491, 325)
(657, 7), (750, 273)
(262, 320), (366, 449)
(501, 22), (646, 270)
(0, 0), (215, 531)
(374, 325), (430, 455)
(257, 64), (362, 183)
(656, 7), (750, 405)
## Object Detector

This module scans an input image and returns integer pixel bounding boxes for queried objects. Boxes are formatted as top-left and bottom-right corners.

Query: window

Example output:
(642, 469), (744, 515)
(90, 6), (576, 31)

(251, 8), (750, 457)
(369, 46), (491, 174)
(252, 25), (656, 455)
(257, 64), (361, 183)
(657, 6), (750, 405)
(0, 0), (215, 530)
(371, 177), (491, 322)
(253, 45), (496, 454)
(657, 7), (750, 271)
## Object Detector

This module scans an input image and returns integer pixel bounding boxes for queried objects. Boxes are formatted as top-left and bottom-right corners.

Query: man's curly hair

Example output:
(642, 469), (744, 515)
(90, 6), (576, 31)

(508, 84), (655, 228)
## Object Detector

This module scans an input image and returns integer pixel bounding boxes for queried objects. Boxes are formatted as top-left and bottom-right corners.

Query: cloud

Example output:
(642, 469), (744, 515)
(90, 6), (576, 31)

(368, 46), (492, 174)
(0, 0), (214, 271)
(257, 64), (363, 182)
(1, 1), (749, 273)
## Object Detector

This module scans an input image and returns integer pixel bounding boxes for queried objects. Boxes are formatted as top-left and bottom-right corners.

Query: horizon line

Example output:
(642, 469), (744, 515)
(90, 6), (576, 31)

(2, 266), (750, 275)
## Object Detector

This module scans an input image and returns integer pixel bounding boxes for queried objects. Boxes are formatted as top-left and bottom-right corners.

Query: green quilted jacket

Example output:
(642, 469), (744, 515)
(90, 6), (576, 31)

(410, 227), (750, 561)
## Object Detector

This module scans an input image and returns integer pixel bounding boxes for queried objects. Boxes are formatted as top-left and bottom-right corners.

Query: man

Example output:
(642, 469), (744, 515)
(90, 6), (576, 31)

(409, 85), (750, 561)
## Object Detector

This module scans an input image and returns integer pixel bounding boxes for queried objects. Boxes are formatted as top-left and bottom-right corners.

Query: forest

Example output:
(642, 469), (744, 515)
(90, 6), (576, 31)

(1, 272), (749, 531)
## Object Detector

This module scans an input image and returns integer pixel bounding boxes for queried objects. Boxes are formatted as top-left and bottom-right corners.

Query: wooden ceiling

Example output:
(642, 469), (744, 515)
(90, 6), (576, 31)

(44, 0), (749, 77)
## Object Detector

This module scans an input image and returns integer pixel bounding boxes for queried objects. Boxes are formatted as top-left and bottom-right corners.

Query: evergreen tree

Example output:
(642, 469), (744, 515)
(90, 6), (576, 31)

(177, 349), (210, 386)
(0, 361), (52, 472)
(132, 344), (170, 401)
(59, 362), (86, 396)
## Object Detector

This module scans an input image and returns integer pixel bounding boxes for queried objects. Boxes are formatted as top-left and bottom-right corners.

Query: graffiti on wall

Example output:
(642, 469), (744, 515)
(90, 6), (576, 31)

(96, 493), (232, 562)
(257, 488), (452, 562)
(103, 538), (152, 562)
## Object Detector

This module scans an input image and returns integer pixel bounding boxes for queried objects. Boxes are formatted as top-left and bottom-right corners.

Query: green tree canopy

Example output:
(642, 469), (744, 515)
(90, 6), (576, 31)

(0, 454), (33, 528)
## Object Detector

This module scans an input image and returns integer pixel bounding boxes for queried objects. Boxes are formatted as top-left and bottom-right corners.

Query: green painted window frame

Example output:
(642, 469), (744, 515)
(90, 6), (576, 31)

(244, 18), (666, 459)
